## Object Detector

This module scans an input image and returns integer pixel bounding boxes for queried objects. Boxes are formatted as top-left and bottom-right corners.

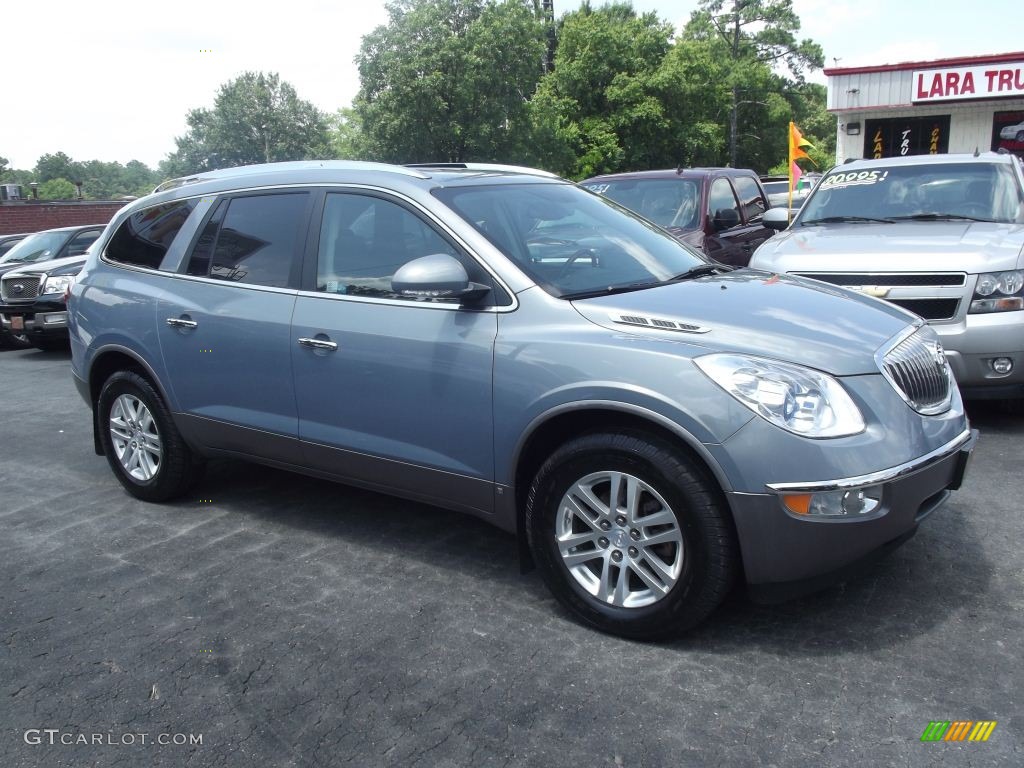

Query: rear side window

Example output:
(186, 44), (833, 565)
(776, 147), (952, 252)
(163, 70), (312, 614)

(186, 193), (308, 287)
(732, 176), (767, 221)
(106, 199), (198, 269)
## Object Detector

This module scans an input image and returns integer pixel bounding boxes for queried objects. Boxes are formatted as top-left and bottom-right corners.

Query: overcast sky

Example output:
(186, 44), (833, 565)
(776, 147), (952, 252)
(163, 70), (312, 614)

(2, 0), (1021, 170)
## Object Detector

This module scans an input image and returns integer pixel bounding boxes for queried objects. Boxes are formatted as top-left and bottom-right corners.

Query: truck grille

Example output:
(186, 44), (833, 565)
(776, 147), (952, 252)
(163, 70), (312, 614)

(879, 329), (952, 415)
(1, 274), (42, 302)
(888, 298), (960, 320)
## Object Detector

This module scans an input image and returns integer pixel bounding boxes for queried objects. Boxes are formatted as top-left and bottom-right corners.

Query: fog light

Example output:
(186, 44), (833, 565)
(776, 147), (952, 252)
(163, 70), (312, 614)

(992, 357), (1013, 375)
(42, 313), (67, 325)
(781, 486), (882, 518)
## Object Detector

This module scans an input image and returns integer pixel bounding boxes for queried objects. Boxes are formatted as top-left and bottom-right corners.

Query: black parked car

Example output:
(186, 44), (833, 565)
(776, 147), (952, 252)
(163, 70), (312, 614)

(0, 225), (104, 348)
(0, 233), (29, 259)
(581, 168), (775, 266)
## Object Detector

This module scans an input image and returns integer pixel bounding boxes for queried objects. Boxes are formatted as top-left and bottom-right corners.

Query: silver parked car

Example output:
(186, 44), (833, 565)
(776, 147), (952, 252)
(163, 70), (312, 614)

(69, 162), (974, 638)
(755, 153), (1024, 411)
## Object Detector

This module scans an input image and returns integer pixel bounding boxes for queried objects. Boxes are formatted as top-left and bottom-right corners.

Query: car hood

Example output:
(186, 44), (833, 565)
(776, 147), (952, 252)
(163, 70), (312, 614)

(571, 269), (915, 376)
(2, 254), (87, 277)
(752, 220), (1024, 273)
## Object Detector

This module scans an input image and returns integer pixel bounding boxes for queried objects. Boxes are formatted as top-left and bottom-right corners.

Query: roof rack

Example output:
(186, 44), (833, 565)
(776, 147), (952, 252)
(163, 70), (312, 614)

(404, 162), (560, 178)
(153, 160), (431, 194)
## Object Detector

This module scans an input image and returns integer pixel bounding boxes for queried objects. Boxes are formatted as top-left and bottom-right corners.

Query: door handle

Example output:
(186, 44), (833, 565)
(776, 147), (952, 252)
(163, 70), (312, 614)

(297, 337), (338, 351)
(166, 317), (198, 329)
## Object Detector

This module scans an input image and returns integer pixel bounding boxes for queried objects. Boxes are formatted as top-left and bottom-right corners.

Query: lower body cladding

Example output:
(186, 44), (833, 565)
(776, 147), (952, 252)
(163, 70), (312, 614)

(728, 429), (977, 602)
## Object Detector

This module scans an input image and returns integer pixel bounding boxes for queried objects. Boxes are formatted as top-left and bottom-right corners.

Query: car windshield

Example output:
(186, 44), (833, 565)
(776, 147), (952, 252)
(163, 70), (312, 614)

(799, 162), (1024, 225)
(0, 231), (68, 264)
(580, 178), (701, 230)
(434, 182), (706, 299)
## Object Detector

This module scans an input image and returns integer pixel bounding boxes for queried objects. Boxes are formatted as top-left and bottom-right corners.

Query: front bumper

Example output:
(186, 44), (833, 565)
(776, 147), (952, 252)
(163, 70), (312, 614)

(934, 309), (1024, 396)
(730, 428), (977, 600)
(0, 298), (70, 343)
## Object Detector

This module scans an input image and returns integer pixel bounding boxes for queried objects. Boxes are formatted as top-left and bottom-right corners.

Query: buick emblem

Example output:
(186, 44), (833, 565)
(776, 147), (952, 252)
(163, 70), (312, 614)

(11, 283), (24, 295)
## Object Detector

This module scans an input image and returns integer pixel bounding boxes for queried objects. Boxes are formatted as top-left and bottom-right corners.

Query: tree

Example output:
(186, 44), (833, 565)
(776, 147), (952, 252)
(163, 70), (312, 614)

(355, 0), (547, 164)
(35, 152), (82, 184)
(38, 178), (77, 200)
(527, 3), (675, 177)
(0, 156), (9, 182)
(163, 72), (330, 177)
(327, 108), (371, 160)
(685, 0), (824, 167)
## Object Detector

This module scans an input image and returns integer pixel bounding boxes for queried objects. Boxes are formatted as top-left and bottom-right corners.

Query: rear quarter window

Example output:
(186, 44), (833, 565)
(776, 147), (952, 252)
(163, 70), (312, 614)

(105, 199), (198, 269)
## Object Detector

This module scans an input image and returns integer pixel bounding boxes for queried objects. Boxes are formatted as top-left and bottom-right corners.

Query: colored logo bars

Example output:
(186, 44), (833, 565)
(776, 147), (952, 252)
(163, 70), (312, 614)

(921, 721), (997, 742)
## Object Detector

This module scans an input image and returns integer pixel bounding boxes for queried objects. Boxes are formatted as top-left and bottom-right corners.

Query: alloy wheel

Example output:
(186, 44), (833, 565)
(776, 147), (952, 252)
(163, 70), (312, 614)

(555, 470), (684, 608)
(109, 394), (162, 482)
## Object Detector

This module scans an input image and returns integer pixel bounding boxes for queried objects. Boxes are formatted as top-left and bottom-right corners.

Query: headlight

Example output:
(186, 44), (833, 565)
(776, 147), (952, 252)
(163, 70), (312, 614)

(42, 275), (74, 295)
(695, 354), (865, 438)
(970, 270), (1024, 313)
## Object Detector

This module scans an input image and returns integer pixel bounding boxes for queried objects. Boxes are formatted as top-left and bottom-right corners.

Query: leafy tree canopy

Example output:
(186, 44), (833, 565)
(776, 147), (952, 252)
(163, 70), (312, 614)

(162, 72), (330, 177)
(38, 178), (77, 200)
(354, 0), (547, 163)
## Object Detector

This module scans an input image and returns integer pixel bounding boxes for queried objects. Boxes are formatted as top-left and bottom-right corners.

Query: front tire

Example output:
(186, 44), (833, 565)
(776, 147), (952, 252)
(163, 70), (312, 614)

(97, 371), (203, 501)
(0, 330), (31, 349)
(526, 432), (738, 639)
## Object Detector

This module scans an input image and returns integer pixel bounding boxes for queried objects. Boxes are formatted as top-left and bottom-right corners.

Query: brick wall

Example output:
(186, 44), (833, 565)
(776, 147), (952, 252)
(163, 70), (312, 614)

(0, 201), (127, 235)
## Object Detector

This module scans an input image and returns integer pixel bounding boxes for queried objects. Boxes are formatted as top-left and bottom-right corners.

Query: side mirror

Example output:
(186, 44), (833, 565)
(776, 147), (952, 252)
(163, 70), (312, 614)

(391, 253), (490, 303)
(762, 207), (791, 231)
(712, 208), (741, 232)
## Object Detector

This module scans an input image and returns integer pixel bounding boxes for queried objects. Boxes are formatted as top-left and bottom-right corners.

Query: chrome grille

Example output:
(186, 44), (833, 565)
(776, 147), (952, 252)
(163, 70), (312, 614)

(1, 274), (42, 302)
(879, 329), (952, 415)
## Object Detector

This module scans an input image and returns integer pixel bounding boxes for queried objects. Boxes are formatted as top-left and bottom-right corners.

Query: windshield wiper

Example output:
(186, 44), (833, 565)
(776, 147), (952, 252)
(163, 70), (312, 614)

(668, 263), (735, 281)
(801, 215), (894, 225)
(561, 282), (659, 300)
(887, 213), (996, 223)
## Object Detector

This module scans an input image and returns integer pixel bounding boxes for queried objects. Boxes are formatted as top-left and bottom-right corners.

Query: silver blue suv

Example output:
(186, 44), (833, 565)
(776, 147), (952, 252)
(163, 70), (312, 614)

(69, 162), (975, 638)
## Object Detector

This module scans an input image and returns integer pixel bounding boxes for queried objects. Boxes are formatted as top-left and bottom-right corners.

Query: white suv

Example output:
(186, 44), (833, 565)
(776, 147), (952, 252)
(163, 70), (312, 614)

(753, 152), (1024, 411)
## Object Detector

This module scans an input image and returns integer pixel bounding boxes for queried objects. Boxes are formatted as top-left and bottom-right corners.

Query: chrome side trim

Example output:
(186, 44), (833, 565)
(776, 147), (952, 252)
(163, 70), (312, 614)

(765, 428), (974, 493)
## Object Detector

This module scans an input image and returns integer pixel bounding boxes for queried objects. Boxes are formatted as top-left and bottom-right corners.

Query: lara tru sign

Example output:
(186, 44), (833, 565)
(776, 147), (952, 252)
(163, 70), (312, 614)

(913, 62), (1024, 103)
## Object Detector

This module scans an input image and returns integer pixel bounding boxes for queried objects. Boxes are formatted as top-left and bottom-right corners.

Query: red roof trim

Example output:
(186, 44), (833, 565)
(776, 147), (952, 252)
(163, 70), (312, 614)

(825, 51), (1024, 77)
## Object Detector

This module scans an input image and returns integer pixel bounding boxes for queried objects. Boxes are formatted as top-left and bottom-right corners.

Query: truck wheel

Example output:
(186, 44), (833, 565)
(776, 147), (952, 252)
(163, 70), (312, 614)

(97, 371), (203, 502)
(0, 330), (31, 349)
(526, 431), (738, 639)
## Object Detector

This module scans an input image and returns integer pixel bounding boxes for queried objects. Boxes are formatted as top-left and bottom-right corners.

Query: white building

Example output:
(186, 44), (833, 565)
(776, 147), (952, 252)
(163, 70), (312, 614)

(826, 52), (1024, 163)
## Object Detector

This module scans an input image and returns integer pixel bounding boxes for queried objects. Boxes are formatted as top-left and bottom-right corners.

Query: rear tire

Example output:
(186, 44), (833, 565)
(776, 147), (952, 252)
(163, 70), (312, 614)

(526, 431), (738, 639)
(97, 371), (203, 501)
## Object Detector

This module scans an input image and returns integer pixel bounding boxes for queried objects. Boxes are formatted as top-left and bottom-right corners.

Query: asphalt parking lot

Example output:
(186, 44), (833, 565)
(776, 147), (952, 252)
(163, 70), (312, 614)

(1, 345), (1021, 768)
